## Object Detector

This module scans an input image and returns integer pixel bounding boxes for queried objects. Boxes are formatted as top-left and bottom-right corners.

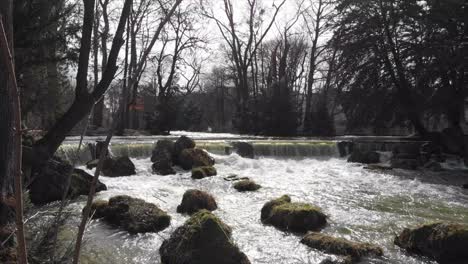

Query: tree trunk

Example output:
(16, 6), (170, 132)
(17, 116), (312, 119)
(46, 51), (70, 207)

(0, 3), (28, 262)
(33, 0), (132, 164)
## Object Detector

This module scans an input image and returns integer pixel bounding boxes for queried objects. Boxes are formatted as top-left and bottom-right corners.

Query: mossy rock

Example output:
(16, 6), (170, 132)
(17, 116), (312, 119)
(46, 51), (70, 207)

(177, 189), (218, 215)
(394, 222), (468, 264)
(260, 195), (291, 221)
(233, 180), (261, 192)
(301, 232), (383, 262)
(84, 200), (109, 219)
(179, 148), (215, 170)
(192, 166), (217, 179)
(261, 195), (327, 233)
(159, 210), (251, 264)
(86, 195), (170, 234)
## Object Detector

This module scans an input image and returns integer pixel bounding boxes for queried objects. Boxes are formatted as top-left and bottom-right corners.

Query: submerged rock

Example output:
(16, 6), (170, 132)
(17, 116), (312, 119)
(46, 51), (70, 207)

(87, 195), (170, 234)
(178, 148), (215, 170)
(394, 222), (468, 264)
(102, 156), (136, 177)
(232, 142), (255, 159)
(233, 179), (261, 192)
(422, 160), (443, 172)
(301, 232), (383, 262)
(223, 174), (249, 182)
(363, 164), (393, 171)
(347, 150), (380, 164)
(159, 210), (251, 264)
(192, 166), (217, 179)
(319, 257), (353, 264)
(177, 189), (218, 215)
(29, 157), (107, 205)
(261, 195), (327, 233)
(390, 158), (419, 170)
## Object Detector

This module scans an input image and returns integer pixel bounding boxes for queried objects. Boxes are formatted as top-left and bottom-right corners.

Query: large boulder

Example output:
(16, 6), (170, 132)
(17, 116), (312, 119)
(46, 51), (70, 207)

(86, 195), (170, 234)
(261, 195), (327, 233)
(102, 156), (136, 177)
(347, 150), (380, 164)
(174, 136), (196, 159)
(176, 189), (218, 215)
(301, 232), (383, 262)
(151, 140), (176, 175)
(29, 157), (107, 205)
(178, 148), (215, 170)
(233, 179), (261, 192)
(151, 139), (175, 163)
(394, 222), (468, 264)
(159, 210), (251, 264)
(232, 142), (255, 159)
(192, 166), (217, 179)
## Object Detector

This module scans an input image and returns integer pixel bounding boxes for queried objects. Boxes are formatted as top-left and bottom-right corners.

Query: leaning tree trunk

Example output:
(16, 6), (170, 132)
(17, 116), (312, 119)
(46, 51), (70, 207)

(32, 0), (132, 166)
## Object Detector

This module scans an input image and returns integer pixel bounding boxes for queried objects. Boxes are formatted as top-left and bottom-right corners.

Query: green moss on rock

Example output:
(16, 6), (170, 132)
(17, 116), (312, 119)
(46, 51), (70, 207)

(160, 210), (250, 264)
(177, 189), (218, 215)
(261, 195), (327, 233)
(233, 180), (261, 192)
(191, 166), (217, 179)
(301, 232), (383, 262)
(84, 199), (109, 219)
(394, 222), (468, 264)
(86, 195), (170, 234)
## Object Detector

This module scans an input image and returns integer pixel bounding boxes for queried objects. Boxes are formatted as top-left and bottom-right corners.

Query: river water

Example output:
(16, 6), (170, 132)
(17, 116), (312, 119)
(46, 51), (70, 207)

(56, 137), (468, 264)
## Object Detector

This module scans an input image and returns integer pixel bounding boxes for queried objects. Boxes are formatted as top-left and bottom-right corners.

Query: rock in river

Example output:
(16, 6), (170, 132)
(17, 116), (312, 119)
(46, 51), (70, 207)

(191, 166), (217, 179)
(394, 222), (468, 264)
(160, 210), (251, 264)
(29, 157), (107, 205)
(177, 189), (218, 215)
(233, 179), (261, 192)
(301, 232), (383, 262)
(101, 156), (136, 177)
(178, 148), (215, 170)
(261, 195), (327, 233)
(86, 195), (170, 234)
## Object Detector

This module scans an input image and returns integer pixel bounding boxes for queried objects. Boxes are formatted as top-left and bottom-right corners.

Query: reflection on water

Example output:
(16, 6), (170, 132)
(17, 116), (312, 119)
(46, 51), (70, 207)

(61, 153), (468, 264)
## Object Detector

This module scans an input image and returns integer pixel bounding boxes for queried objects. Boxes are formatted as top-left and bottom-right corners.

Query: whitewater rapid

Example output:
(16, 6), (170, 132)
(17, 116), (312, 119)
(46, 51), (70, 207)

(68, 153), (468, 264)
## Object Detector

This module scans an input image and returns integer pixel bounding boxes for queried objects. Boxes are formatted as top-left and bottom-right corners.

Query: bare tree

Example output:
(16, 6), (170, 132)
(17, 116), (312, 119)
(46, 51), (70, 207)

(203, 0), (287, 132)
(302, 0), (334, 134)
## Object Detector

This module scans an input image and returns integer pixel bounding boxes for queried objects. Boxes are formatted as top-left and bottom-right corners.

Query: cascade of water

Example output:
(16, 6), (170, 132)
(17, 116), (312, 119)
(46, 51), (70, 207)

(252, 141), (339, 157)
(56, 144), (93, 164)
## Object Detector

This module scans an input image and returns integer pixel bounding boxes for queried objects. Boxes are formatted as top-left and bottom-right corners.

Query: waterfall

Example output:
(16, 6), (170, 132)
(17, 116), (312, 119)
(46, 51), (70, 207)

(252, 141), (338, 157)
(57, 140), (340, 164)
